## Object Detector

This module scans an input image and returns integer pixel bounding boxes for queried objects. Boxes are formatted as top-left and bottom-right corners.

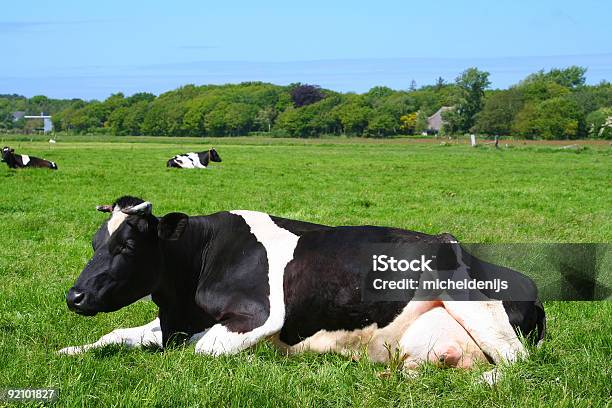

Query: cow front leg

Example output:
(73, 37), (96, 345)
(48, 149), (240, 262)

(193, 322), (275, 356)
(442, 301), (527, 364)
(58, 318), (162, 355)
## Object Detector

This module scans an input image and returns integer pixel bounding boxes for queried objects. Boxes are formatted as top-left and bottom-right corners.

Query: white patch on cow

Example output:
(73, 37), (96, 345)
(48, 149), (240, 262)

(442, 300), (526, 364)
(194, 210), (299, 355)
(399, 306), (486, 369)
(58, 318), (162, 355)
(21, 154), (30, 166)
(107, 208), (128, 236)
(272, 324), (378, 357)
(186, 152), (206, 168)
(366, 300), (442, 362)
(174, 155), (194, 168)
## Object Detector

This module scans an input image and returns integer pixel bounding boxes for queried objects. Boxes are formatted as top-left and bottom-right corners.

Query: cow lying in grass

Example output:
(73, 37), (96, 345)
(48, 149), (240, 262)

(60, 196), (545, 383)
(166, 148), (222, 168)
(2, 146), (58, 170)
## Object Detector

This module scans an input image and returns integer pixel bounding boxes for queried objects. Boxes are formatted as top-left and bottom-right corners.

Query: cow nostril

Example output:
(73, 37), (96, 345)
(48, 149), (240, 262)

(67, 289), (86, 309)
(73, 292), (85, 305)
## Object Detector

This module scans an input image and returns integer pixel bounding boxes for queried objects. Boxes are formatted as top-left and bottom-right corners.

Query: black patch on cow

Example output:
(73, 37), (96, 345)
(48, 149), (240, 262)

(150, 215), (217, 345)
(270, 215), (331, 236)
(454, 249), (545, 342)
(91, 221), (109, 250)
(192, 212), (270, 334)
(158, 212), (189, 240)
(502, 300), (546, 344)
(114, 195), (145, 210)
(279, 225), (544, 345)
(166, 159), (180, 168)
(279, 226), (429, 345)
(151, 212), (271, 343)
(200, 148), (222, 164)
(196, 152), (210, 166)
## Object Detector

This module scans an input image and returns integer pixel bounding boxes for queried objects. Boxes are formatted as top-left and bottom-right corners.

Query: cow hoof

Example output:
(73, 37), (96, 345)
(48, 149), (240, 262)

(57, 346), (84, 355)
(401, 369), (419, 379)
(481, 368), (502, 386)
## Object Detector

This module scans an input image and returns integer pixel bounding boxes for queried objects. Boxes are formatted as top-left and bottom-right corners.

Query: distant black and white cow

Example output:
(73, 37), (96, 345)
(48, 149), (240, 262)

(166, 148), (222, 169)
(60, 196), (545, 382)
(1, 146), (58, 170)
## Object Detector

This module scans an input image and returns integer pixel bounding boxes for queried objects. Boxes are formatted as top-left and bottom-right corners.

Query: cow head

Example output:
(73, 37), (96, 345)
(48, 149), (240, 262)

(66, 196), (188, 316)
(1, 146), (14, 162)
(209, 148), (222, 162)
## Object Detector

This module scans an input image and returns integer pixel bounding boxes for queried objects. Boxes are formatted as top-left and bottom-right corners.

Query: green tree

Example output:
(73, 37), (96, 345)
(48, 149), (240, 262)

(448, 68), (491, 133)
(204, 103), (229, 136)
(334, 100), (372, 135)
(224, 103), (258, 136)
(586, 107), (612, 139)
(141, 100), (186, 136)
(473, 88), (524, 135)
(414, 111), (429, 134)
(122, 101), (149, 135)
(512, 97), (583, 139)
(103, 93), (127, 111)
(367, 112), (396, 137)
(107, 106), (130, 135)
(255, 107), (278, 132)
(275, 107), (314, 137)
(521, 66), (587, 89)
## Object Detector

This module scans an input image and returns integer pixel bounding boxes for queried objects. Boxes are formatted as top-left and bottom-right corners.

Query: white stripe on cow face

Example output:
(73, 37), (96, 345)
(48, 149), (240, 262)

(194, 210), (299, 355)
(107, 208), (128, 236)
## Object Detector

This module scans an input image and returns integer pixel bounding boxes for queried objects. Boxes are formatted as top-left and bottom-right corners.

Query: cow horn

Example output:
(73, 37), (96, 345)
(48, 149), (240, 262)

(96, 205), (113, 213)
(121, 201), (152, 215)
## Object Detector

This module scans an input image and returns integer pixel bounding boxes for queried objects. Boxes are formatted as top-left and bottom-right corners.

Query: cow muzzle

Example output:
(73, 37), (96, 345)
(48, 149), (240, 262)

(66, 287), (97, 316)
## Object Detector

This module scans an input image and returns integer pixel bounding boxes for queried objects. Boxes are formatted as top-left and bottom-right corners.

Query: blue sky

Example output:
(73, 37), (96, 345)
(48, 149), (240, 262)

(1, 0), (611, 99)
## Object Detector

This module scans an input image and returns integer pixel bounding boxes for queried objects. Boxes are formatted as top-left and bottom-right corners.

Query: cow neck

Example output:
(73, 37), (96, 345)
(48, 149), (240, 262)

(4, 153), (17, 168)
(205, 150), (211, 166)
(150, 216), (216, 341)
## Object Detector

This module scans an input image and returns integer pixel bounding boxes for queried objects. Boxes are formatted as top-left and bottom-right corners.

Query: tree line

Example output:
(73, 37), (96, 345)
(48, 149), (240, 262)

(1, 66), (611, 139)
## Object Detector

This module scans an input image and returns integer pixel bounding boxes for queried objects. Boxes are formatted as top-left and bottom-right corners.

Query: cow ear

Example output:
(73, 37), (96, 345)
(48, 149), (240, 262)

(158, 212), (188, 241)
(126, 216), (154, 235)
(96, 204), (113, 213)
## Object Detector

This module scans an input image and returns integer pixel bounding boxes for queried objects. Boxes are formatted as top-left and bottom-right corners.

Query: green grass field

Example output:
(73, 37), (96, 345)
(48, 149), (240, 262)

(0, 136), (610, 407)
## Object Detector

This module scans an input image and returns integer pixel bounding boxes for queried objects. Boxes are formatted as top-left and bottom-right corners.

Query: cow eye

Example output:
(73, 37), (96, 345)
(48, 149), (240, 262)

(109, 239), (136, 256)
(124, 240), (136, 252)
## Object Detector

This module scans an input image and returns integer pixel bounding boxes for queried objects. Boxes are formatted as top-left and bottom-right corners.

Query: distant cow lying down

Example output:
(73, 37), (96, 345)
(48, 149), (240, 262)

(166, 148), (222, 168)
(2, 146), (58, 170)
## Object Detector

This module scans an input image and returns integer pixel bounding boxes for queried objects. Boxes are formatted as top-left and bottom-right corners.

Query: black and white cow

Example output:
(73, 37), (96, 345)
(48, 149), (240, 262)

(166, 148), (222, 169)
(2, 146), (58, 170)
(60, 196), (545, 382)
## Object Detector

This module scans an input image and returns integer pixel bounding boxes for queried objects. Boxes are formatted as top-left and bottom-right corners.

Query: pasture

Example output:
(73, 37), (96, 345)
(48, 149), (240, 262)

(0, 136), (610, 407)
